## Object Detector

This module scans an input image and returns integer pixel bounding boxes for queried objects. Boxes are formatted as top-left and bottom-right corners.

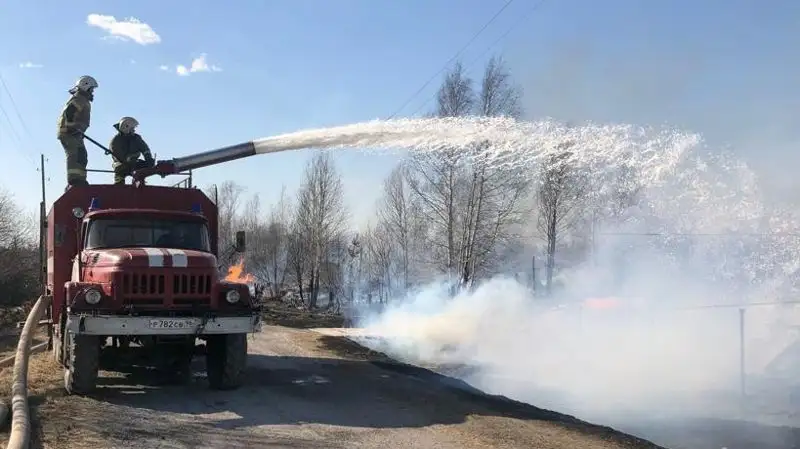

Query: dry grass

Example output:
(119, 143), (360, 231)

(0, 348), (66, 447)
(262, 299), (346, 329)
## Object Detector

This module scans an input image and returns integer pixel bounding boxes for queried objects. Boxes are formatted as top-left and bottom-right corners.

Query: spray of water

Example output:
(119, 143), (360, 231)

(254, 117), (695, 186)
(255, 116), (799, 440)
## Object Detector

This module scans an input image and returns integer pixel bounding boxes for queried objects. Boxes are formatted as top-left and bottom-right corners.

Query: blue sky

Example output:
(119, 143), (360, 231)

(1, 0), (800, 227)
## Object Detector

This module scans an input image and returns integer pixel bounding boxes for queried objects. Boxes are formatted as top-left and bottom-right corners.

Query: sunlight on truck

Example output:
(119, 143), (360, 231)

(48, 186), (262, 395)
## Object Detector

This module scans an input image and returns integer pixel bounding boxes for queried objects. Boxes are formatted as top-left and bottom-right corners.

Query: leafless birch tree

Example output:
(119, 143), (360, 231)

(406, 61), (474, 282)
(293, 151), (348, 308)
(261, 187), (293, 298)
(537, 145), (587, 294)
(456, 55), (528, 289)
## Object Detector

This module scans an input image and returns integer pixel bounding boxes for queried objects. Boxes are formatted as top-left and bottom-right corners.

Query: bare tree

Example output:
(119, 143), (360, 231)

(406, 61), (475, 283)
(293, 151), (348, 308)
(205, 181), (244, 269)
(456, 55), (528, 289)
(377, 164), (419, 292)
(364, 223), (394, 303)
(260, 187), (293, 299)
(321, 233), (348, 310)
(0, 188), (40, 306)
(536, 145), (587, 295)
(344, 233), (364, 304)
(477, 55), (522, 118)
(286, 226), (307, 306)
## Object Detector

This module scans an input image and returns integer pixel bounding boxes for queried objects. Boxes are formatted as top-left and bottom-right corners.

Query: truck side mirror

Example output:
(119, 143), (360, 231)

(234, 231), (246, 253)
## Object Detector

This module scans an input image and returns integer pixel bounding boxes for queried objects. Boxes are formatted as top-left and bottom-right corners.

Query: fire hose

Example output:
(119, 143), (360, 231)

(5, 295), (51, 449)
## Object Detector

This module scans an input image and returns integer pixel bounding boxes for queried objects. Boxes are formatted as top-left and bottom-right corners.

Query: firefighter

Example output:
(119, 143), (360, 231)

(109, 116), (155, 185)
(57, 75), (98, 188)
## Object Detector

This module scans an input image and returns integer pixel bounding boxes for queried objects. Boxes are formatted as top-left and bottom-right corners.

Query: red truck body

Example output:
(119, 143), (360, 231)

(47, 184), (222, 321)
(47, 183), (260, 393)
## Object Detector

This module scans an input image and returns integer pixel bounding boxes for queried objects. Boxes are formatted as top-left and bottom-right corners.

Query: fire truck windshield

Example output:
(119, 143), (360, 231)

(85, 218), (211, 252)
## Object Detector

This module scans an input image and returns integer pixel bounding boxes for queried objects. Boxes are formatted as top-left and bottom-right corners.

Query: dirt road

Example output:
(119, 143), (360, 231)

(17, 325), (663, 449)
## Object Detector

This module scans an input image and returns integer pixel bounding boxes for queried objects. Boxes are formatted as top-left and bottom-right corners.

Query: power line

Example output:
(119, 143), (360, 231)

(0, 70), (37, 168)
(0, 72), (33, 139)
(408, 0), (548, 117)
(386, 0), (517, 120)
(0, 94), (35, 168)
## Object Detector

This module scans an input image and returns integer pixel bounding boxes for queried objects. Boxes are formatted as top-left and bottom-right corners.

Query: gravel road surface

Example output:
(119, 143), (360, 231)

(20, 325), (664, 449)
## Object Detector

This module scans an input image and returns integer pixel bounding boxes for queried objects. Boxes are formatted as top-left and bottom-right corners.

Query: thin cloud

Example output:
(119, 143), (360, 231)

(86, 14), (161, 45)
(175, 54), (222, 77)
(18, 62), (43, 69)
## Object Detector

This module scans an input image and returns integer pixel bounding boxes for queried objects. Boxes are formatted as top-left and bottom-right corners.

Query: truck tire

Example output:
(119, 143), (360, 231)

(64, 332), (100, 395)
(205, 333), (246, 390)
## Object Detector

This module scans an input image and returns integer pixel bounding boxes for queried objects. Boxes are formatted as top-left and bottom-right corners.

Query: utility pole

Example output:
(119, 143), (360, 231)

(39, 154), (53, 350)
(39, 154), (46, 290)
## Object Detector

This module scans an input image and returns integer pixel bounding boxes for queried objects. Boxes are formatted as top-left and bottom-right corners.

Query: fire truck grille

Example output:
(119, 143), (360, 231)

(173, 274), (212, 295)
(122, 273), (166, 295)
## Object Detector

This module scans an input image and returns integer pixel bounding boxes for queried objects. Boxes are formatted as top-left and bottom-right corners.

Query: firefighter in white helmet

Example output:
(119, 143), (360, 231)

(56, 75), (98, 188)
(108, 116), (155, 185)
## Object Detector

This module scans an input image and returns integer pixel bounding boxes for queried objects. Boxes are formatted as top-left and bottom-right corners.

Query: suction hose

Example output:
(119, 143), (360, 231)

(6, 295), (51, 449)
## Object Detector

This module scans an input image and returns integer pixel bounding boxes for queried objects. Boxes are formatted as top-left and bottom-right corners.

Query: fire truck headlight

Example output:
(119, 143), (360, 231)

(84, 288), (102, 305)
(225, 289), (241, 304)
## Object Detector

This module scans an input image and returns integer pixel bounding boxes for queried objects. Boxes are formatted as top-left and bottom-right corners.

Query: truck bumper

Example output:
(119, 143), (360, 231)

(65, 314), (262, 336)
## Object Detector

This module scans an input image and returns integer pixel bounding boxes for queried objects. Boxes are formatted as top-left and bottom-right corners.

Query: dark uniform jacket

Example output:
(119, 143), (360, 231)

(109, 126), (154, 169)
(56, 92), (91, 138)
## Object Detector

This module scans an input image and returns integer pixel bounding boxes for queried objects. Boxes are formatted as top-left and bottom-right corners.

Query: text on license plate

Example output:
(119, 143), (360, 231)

(148, 319), (196, 329)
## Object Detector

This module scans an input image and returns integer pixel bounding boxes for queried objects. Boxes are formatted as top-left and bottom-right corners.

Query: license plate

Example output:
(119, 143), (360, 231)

(148, 318), (197, 329)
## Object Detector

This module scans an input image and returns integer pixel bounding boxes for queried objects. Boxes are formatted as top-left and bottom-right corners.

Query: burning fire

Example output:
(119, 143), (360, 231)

(225, 258), (255, 284)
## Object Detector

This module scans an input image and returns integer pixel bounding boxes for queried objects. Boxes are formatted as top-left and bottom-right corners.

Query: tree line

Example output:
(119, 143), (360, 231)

(212, 56), (644, 309)
(0, 188), (40, 307)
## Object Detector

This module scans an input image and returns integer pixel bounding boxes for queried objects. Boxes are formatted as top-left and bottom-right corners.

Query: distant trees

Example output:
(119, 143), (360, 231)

(185, 55), (614, 308)
(0, 189), (40, 307)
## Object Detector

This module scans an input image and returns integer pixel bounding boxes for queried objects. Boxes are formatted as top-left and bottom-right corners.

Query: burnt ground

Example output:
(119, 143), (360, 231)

(261, 299), (346, 329)
(0, 300), (668, 449)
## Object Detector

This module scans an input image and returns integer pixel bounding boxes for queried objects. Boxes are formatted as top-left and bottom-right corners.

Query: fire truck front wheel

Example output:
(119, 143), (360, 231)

(64, 332), (100, 395)
(205, 333), (247, 390)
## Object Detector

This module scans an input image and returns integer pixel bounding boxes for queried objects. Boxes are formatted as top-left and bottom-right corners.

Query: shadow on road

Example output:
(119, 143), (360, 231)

(86, 350), (663, 449)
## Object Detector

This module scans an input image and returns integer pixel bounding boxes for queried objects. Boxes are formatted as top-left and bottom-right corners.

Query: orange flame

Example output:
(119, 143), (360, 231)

(225, 258), (255, 284)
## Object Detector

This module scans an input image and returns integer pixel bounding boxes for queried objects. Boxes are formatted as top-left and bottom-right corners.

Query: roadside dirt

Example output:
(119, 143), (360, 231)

(0, 320), (667, 449)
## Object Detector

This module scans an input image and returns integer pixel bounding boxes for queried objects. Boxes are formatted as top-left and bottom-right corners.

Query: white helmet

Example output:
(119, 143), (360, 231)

(72, 75), (98, 92)
(116, 116), (139, 134)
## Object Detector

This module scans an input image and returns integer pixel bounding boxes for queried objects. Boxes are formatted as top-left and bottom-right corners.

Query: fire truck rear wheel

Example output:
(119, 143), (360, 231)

(205, 333), (246, 390)
(64, 332), (100, 395)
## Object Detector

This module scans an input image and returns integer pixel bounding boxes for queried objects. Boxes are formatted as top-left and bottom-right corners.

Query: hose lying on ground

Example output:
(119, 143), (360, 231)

(0, 341), (47, 431)
(6, 295), (50, 449)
